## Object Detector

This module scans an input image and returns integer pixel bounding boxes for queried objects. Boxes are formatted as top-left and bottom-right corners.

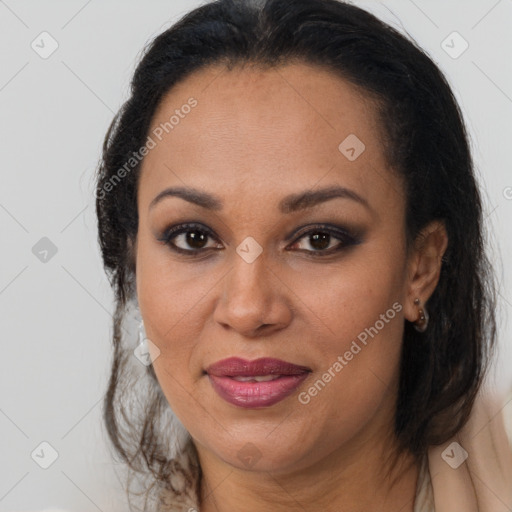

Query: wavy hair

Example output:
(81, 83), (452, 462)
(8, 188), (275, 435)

(95, 0), (497, 509)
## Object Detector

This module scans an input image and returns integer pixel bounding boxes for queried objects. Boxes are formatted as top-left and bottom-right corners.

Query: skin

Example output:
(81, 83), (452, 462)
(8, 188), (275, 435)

(134, 62), (448, 512)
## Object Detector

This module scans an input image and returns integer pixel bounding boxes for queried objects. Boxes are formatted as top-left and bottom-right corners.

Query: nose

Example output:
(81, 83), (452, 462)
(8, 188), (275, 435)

(213, 251), (292, 338)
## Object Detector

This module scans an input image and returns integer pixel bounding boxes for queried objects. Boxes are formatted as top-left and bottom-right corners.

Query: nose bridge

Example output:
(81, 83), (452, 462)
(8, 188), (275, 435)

(214, 245), (289, 335)
(225, 248), (270, 317)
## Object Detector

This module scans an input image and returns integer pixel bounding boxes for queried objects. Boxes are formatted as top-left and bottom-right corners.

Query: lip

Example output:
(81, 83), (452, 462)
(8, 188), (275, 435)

(205, 357), (311, 408)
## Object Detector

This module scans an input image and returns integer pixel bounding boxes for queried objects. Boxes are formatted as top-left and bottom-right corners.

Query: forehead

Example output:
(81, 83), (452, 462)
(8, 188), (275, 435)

(138, 61), (399, 213)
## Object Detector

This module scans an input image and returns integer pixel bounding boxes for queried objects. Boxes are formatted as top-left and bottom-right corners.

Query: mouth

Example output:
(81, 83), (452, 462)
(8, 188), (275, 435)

(205, 357), (312, 408)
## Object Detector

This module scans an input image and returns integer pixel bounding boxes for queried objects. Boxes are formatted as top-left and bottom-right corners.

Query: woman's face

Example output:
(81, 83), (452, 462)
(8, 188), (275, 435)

(135, 62), (416, 473)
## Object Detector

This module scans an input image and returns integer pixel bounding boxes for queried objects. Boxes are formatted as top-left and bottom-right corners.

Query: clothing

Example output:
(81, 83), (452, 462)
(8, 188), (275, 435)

(413, 453), (434, 511)
(161, 388), (512, 511)
(413, 388), (512, 512)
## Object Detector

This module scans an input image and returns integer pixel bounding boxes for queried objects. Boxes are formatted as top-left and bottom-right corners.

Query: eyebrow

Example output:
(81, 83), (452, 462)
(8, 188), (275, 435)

(149, 185), (371, 213)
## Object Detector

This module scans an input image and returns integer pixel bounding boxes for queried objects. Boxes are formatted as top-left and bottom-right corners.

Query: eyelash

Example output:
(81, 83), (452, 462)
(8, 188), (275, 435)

(157, 222), (361, 259)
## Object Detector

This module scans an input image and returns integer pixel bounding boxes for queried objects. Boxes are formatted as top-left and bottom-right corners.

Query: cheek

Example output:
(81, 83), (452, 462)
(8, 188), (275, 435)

(135, 232), (228, 418)
(290, 241), (406, 407)
(291, 240), (405, 345)
(290, 266), (405, 460)
(135, 232), (198, 365)
(294, 273), (404, 407)
(136, 225), (209, 329)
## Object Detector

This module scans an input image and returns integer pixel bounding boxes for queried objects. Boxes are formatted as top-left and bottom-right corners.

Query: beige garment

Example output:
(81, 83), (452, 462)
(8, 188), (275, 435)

(413, 453), (435, 512)
(414, 388), (512, 512)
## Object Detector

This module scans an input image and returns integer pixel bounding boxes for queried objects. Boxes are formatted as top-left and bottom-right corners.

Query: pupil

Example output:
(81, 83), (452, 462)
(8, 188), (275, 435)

(187, 231), (207, 248)
(311, 232), (330, 250)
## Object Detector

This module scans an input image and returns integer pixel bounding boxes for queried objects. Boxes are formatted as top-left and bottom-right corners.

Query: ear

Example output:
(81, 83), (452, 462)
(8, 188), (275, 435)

(403, 220), (448, 323)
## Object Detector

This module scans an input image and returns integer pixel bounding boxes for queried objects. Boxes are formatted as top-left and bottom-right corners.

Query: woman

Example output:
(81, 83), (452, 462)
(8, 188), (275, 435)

(95, 0), (512, 510)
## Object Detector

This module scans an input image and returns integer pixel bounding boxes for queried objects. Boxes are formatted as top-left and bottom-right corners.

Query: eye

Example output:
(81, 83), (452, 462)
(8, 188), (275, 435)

(287, 224), (360, 256)
(157, 223), (222, 256)
(157, 222), (361, 257)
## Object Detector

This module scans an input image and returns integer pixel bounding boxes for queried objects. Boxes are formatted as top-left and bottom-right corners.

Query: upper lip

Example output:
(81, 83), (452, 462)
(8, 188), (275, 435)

(205, 357), (311, 377)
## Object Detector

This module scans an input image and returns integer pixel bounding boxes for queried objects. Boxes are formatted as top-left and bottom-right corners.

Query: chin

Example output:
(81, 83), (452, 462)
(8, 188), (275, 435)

(200, 428), (317, 474)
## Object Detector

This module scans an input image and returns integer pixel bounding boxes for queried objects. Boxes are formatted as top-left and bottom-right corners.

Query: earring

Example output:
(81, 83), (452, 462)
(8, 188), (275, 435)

(133, 306), (152, 366)
(133, 304), (161, 365)
(138, 317), (148, 351)
(413, 298), (429, 333)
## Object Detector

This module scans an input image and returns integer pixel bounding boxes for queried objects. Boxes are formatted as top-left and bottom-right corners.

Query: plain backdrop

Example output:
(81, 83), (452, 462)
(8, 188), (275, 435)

(1, 0), (511, 510)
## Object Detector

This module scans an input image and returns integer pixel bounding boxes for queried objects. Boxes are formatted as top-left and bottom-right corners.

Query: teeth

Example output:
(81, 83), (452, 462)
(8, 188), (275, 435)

(231, 375), (282, 382)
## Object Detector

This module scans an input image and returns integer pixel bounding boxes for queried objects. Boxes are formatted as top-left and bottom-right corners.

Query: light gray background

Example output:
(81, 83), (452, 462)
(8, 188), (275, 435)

(1, 0), (511, 510)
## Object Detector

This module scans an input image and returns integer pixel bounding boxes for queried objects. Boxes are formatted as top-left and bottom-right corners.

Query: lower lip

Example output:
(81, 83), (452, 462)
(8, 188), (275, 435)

(207, 373), (309, 408)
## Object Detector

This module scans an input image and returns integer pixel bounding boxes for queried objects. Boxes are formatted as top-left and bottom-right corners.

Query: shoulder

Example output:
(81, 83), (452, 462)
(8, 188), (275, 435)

(426, 386), (512, 512)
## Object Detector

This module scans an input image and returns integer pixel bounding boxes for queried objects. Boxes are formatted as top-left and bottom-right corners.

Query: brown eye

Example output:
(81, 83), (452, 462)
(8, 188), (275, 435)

(158, 223), (222, 255)
(158, 222), (360, 258)
(308, 232), (332, 251)
(182, 230), (209, 249)
(289, 225), (359, 256)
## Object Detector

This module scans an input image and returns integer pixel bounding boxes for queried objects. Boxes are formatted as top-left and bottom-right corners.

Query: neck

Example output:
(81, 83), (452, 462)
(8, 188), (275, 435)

(196, 430), (420, 512)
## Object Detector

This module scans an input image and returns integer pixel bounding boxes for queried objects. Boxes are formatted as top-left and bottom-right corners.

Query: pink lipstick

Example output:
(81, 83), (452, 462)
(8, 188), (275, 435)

(205, 357), (311, 408)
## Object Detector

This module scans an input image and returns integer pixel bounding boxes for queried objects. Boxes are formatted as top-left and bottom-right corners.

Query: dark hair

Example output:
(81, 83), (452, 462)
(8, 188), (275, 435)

(95, 0), (497, 508)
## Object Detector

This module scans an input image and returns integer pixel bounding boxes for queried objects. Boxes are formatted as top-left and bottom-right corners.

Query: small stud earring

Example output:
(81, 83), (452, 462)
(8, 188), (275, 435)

(413, 298), (429, 333)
